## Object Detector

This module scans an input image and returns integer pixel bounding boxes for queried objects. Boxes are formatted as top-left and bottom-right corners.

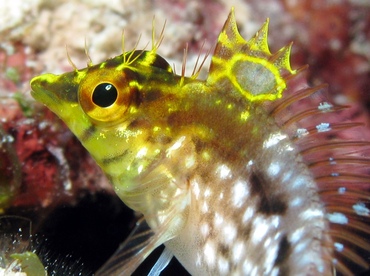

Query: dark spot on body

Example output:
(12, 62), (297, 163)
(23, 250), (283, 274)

(258, 194), (288, 215)
(149, 54), (172, 72)
(127, 118), (150, 130)
(148, 134), (172, 145)
(249, 171), (288, 215)
(274, 234), (291, 275)
(102, 149), (129, 165)
(193, 138), (206, 153)
(144, 89), (163, 102)
(131, 88), (142, 107)
(238, 223), (252, 241)
(218, 243), (230, 258)
(80, 125), (96, 142)
(249, 171), (265, 196)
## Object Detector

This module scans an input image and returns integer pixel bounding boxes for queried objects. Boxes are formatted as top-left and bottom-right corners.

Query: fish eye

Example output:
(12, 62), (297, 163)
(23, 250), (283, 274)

(78, 69), (138, 124)
(92, 83), (118, 107)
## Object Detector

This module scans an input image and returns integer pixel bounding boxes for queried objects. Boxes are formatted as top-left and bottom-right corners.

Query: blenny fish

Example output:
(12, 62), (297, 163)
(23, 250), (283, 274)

(30, 9), (370, 275)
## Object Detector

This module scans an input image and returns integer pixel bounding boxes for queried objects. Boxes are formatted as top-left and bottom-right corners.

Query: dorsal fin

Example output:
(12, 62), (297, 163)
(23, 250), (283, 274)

(207, 9), (296, 103)
(209, 8), (246, 63)
(268, 70), (370, 274)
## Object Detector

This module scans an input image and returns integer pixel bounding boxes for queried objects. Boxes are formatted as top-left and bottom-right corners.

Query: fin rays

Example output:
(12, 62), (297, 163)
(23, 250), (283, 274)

(95, 218), (156, 276)
(271, 72), (370, 274)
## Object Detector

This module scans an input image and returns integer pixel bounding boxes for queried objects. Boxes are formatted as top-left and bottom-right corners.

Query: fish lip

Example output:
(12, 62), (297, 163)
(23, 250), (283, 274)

(30, 75), (60, 107)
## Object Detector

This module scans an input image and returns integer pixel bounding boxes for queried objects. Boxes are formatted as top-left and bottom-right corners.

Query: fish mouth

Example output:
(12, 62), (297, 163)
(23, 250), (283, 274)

(30, 73), (61, 109)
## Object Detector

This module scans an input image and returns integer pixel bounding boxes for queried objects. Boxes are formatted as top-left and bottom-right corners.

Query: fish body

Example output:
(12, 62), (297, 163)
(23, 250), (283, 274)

(30, 10), (370, 276)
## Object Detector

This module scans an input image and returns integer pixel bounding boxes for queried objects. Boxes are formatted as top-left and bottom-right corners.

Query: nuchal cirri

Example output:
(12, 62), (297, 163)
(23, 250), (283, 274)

(30, 9), (370, 276)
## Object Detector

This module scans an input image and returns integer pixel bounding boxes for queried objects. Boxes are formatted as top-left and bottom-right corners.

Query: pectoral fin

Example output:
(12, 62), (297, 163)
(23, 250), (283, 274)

(95, 217), (165, 276)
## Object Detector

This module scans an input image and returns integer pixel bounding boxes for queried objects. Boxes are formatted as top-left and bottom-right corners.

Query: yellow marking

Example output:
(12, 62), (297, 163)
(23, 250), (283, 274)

(140, 51), (157, 67)
(202, 151), (211, 161)
(127, 106), (139, 114)
(210, 54), (287, 102)
(116, 62), (129, 71)
(240, 110), (250, 121)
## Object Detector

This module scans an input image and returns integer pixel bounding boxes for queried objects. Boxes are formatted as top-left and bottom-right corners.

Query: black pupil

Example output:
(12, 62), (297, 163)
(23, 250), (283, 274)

(92, 83), (118, 107)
